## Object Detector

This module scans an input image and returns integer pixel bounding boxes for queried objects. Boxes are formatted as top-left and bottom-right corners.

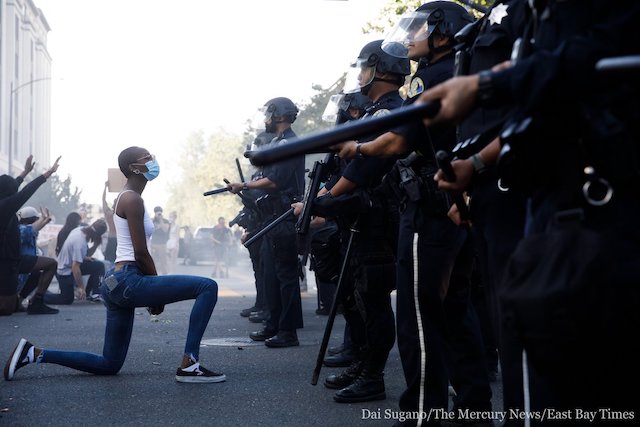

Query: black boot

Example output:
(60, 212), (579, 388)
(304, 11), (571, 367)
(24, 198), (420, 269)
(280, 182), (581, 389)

(323, 348), (354, 367)
(27, 295), (59, 315)
(333, 370), (385, 403)
(240, 306), (258, 317)
(249, 327), (276, 341)
(264, 330), (299, 348)
(249, 310), (269, 323)
(324, 360), (362, 389)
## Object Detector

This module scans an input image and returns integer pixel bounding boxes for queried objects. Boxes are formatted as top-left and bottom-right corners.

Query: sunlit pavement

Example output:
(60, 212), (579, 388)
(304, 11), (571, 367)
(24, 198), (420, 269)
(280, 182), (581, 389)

(0, 251), (503, 426)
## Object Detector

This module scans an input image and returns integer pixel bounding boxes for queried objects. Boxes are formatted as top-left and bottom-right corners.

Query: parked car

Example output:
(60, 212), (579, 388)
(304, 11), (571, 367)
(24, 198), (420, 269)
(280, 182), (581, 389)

(184, 226), (216, 265)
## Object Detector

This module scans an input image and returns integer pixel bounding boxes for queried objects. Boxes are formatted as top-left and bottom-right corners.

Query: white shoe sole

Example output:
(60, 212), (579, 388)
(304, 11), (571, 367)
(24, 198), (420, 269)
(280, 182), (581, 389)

(4, 338), (27, 381)
(175, 374), (226, 383)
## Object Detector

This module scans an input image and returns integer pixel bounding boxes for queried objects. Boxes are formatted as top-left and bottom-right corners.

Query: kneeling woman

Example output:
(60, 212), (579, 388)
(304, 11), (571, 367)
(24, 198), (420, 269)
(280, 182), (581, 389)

(5, 146), (224, 383)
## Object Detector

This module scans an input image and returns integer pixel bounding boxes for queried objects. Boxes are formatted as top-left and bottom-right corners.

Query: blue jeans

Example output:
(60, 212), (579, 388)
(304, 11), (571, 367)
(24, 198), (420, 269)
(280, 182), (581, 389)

(41, 264), (218, 375)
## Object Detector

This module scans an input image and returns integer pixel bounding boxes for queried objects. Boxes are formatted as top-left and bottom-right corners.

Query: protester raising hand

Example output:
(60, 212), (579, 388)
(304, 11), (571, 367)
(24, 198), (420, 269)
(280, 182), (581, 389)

(42, 156), (61, 179)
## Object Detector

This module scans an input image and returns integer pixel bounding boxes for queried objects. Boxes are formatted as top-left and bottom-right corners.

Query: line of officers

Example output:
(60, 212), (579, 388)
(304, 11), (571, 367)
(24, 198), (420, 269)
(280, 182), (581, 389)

(225, 1), (640, 426)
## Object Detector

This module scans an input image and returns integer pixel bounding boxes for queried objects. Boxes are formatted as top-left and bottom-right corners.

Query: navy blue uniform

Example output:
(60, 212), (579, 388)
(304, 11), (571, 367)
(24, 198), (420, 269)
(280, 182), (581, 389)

(457, 0), (529, 416)
(260, 128), (306, 332)
(326, 91), (403, 382)
(391, 53), (491, 420)
(483, 0), (640, 419)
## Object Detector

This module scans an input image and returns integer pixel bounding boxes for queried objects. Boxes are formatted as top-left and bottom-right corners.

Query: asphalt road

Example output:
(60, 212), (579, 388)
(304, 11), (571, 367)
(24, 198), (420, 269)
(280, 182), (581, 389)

(1, 252), (503, 426)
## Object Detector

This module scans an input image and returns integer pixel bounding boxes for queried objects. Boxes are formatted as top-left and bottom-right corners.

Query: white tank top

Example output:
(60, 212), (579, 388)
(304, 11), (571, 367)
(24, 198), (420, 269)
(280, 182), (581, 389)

(113, 190), (155, 263)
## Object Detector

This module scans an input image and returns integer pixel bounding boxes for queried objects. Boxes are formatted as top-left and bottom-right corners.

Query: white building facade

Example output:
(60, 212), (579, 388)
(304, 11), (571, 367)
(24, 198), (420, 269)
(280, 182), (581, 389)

(0, 0), (51, 176)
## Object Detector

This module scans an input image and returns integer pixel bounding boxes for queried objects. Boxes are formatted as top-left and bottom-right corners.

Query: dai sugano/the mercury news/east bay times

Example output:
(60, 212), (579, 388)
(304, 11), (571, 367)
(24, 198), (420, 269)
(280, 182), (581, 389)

(360, 408), (636, 423)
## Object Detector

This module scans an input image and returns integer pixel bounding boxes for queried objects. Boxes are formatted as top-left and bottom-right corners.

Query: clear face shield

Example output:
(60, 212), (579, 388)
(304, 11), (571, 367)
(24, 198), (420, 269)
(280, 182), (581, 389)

(343, 59), (377, 94)
(382, 11), (432, 58)
(322, 94), (348, 123)
(250, 106), (271, 130)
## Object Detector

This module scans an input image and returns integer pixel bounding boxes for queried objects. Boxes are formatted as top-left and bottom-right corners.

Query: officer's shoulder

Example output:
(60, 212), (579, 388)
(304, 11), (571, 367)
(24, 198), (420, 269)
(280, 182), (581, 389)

(372, 109), (391, 117)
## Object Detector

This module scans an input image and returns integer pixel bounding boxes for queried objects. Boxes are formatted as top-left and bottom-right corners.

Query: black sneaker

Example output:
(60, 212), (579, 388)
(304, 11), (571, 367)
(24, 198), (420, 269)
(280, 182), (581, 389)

(4, 338), (34, 380)
(27, 296), (59, 315)
(175, 362), (226, 383)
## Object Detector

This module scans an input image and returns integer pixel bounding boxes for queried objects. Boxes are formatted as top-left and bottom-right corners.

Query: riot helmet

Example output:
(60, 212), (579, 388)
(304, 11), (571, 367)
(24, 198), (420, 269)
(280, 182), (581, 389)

(254, 97), (299, 133)
(262, 97), (298, 124)
(344, 39), (411, 96)
(382, 1), (474, 59)
(322, 93), (372, 124)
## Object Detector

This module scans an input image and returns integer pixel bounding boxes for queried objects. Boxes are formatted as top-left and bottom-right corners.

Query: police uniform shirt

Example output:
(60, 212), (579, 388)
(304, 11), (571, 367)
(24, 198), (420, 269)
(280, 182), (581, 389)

(341, 90), (404, 188)
(488, 1), (638, 117)
(391, 52), (457, 154)
(485, 0), (639, 195)
(261, 127), (305, 198)
(457, 0), (529, 141)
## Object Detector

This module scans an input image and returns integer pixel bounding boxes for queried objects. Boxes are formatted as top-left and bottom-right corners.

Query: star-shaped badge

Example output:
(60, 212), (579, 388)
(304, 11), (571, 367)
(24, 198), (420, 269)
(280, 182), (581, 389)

(488, 3), (509, 25)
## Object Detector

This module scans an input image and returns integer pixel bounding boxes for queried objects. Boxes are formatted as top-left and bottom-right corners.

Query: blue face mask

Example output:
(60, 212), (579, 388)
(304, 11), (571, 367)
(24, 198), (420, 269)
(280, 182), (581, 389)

(143, 159), (160, 181)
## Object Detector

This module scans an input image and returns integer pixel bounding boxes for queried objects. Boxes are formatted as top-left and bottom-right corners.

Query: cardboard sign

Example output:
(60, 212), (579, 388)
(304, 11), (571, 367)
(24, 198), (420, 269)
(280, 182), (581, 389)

(108, 168), (127, 192)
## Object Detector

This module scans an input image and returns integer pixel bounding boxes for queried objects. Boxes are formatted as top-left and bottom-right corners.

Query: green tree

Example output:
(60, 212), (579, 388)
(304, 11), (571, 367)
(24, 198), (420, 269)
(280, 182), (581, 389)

(295, 78), (344, 136)
(166, 129), (245, 229)
(363, 0), (422, 34)
(26, 172), (82, 223)
(364, 0), (493, 34)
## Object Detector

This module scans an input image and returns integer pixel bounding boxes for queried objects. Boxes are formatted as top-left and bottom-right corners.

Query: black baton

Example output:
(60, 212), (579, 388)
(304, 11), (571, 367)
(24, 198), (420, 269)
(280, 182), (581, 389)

(203, 187), (230, 197)
(243, 208), (295, 248)
(246, 101), (441, 166)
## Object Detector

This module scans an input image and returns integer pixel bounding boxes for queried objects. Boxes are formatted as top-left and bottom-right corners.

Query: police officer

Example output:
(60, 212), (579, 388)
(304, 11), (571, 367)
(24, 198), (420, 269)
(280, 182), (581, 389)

(421, 0), (640, 420)
(228, 97), (305, 348)
(322, 92), (373, 125)
(448, 0), (529, 417)
(317, 92), (373, 367)
(310, 39), (409, 403)
(239, 131), (276, 322)
(337, 2), (492, 424)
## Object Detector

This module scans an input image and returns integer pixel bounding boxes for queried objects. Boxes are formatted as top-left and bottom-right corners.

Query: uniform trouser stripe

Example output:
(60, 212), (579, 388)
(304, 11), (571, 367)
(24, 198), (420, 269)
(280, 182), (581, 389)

(414, 232), (427, 427)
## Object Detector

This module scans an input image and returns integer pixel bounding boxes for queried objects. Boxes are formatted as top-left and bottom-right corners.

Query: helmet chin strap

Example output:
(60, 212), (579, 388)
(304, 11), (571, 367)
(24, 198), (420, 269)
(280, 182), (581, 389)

(427, 36), (452, 62)
(362, 76), (403, 95)
(372, 76), (401, 85)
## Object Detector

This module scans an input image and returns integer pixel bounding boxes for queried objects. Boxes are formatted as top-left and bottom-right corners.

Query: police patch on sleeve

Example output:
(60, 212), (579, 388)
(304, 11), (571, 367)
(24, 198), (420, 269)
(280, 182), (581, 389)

(407, 77), (425, 98)
(372, 109), (391, 117)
